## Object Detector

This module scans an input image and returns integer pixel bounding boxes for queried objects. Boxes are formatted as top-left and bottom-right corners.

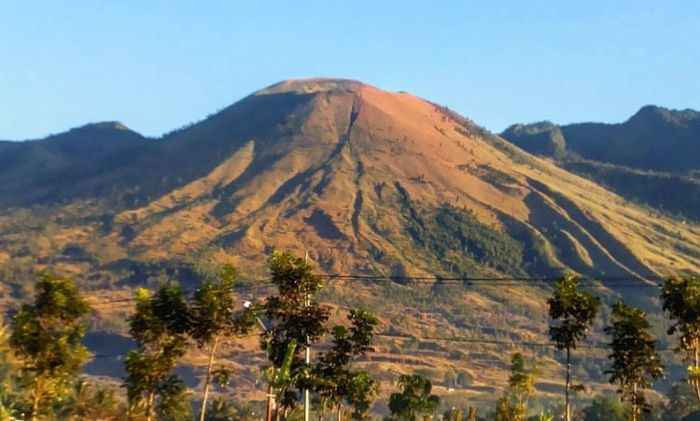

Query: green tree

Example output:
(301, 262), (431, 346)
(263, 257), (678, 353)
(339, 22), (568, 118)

(263, 251), (330, 419)
(0, 400), (15, 421)
(124, 284), (192, 421)
(605, 301), (664, 421)
(190, 264), (257, 421)
(495, 396), (517, 421)
(495, 353), (538, 420)
(9, 272), (91, 421)
(661, 276), (700, 402)
(548, 274), (601, 421)
(507, 353), (538, 421)
(204, 397), (239, 421)
(387, 374), (439, 421)
(58, 378), (124, 420)
(313, 309), (378, 420)
(346, 370), (379, 421)
(203, 398), (264, 421)
(582, 395), (628, 421)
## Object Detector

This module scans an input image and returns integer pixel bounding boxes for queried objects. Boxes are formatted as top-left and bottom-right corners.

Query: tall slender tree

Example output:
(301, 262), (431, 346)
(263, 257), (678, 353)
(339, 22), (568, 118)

(605, 300), (664, 421)
(9, 272), (90, 421)
(124, 283), (192, 421)
(548, 274), (601, 421)
(494, 396), (516, 421)
(313, 308), (378, 420)
(190, 264), (257, 421)
(0, 316), (22, 417)
(495, 352), (538, 420)
(661, 275), (700, 403)
(263, 251), (330, 419)
(508, 352), (538, 421)
(345, 370), (379, 421)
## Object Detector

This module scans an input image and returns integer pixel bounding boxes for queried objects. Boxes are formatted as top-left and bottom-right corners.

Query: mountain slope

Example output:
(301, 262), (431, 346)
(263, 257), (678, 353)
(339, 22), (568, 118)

(0, 79), (698, 403)
(563, 106), (700, 174)
(0, 122), (148, 205)
(502, 106), (700, 174)
(2, 79), (698, 281)
(501, 106), (700, 221)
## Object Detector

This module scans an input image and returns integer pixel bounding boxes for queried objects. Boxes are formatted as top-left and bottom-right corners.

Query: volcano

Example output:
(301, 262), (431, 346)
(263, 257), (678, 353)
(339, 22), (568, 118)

(105, 80), (700, 278)
(0, 78), (698, 400)
(1, 78), (698, 282)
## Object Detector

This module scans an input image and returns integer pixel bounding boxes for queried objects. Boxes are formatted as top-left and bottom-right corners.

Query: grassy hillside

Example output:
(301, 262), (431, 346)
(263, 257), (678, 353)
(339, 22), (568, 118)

(501, 106), (700, 221)
(0, 122), (148, 205)
(562, 160), (700, 222)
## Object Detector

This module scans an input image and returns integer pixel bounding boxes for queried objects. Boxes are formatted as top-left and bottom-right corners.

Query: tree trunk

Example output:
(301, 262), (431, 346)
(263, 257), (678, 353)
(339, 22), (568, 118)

(336, 405), (342, 421)
(199, 336), (219, 421)
(266, 381), (275, 421)
(631, 382), (638, 421)
(146, 390), (156, 421)
(565, 346), (571, 421)
(318, 399), (326, 421)
(694, 342), (700, 402)
(31, 377), (42, 421)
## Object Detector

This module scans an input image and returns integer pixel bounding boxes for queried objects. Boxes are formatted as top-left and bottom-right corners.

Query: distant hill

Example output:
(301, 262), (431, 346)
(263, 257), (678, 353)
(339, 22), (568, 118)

(0, 122), (148, 205)
(501, 106), (700, 221)
(1, 79), (698, 403)
(502, 105), (700, 174)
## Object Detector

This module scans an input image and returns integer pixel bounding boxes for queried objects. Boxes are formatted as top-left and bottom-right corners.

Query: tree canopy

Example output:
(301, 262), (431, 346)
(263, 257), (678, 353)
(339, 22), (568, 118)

(388, 374), (439, 421)
(10, 272), (91, 420)
(605, 300), (664, 421)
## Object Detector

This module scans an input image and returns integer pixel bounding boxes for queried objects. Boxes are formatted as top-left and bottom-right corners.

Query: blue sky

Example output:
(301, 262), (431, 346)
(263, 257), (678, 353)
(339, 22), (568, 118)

(1, 1), (699, 139)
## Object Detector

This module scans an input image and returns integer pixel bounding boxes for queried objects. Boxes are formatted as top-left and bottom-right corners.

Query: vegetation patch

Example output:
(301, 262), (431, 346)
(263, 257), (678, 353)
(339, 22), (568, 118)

(392, 186), (525, 276)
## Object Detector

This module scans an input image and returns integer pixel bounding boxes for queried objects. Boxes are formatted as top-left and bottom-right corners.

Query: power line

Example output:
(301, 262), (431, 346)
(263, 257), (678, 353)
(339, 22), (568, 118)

(320, 274), (671, 281)
(374, 332), (678, 353)
(89, 331), (679, 361)
(85, 274), (670, 306)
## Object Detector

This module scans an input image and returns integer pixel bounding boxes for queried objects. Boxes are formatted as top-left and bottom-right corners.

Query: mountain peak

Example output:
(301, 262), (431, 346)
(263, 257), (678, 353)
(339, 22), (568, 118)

(254, 78), (372, 96)
(629, 105), (665, 121)
(502, 121), (558, 136)
(44, 120), (144, 146)
(75, 121), (133, 132)
(628, 105), (700, 126)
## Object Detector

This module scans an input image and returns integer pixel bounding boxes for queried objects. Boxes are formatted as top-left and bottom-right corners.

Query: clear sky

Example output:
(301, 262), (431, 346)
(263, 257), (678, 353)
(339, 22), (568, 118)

(1, 1), (699, 140)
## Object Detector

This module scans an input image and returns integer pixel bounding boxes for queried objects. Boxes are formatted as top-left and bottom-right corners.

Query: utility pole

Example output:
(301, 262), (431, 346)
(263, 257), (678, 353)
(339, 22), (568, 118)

(565, 347), (571, 421)
(265, 380), (274, 421)
(245, 300), (274, 421)
(303, 250), (311, 421)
